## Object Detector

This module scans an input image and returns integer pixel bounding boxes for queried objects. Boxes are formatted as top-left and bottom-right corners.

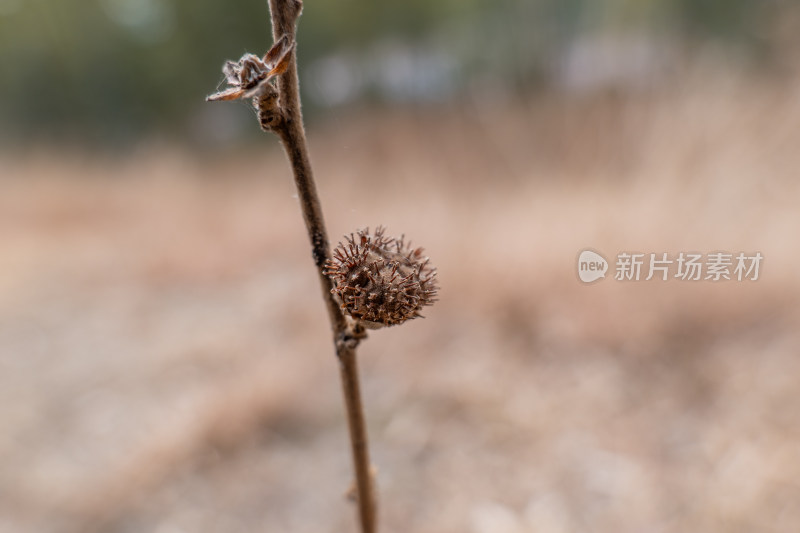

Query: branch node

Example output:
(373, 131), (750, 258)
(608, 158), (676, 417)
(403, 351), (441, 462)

(337, 320), (368, 353)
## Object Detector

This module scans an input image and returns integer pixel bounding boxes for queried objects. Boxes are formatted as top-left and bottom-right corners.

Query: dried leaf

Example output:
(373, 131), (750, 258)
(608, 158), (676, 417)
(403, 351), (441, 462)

(263, 34), (291, 67)
(267, 43), (295, 78)
(206, 87), (248, 102)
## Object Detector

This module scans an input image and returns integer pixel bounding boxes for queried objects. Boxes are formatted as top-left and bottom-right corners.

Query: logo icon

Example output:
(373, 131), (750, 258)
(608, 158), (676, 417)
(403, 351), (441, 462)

(577, 249), (608, 283)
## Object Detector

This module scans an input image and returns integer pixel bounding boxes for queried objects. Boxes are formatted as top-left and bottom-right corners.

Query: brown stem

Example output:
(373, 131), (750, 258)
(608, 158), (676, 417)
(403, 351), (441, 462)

(338, 340), (377, 533)
(266, 1), (377, 532)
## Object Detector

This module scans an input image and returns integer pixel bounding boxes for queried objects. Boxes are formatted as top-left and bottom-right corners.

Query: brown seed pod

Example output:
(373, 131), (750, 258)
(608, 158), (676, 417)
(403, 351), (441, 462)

(323, 227), (438, 329)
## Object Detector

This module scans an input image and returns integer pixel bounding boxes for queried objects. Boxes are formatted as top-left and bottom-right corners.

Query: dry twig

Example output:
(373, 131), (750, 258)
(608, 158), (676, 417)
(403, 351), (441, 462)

(207, 2), (438, 531)
(208, 1), (376, 530)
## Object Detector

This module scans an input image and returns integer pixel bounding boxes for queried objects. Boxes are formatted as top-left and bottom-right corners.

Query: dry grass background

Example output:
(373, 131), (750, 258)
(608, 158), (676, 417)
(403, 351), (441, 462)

(1, 67), (800, 532)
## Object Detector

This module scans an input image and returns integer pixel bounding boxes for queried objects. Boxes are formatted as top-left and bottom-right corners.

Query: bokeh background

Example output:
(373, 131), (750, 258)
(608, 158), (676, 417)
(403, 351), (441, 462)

(2, 1), (800, 532)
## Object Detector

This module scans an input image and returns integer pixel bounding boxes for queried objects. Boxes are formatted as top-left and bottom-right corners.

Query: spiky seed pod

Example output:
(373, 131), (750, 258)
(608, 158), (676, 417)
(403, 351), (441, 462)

(323, 227), (438, 329)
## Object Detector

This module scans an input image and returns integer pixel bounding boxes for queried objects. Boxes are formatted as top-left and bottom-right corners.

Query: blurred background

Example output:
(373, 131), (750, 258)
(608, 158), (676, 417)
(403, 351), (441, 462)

(2, 1), (800, 532)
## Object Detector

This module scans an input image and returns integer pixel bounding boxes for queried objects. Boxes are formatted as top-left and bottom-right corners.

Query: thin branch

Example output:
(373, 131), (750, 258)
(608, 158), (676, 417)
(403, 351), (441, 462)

(265, 1), (377, 532)
(266, 0), (342, 332)
(338, 338), (377, 533)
